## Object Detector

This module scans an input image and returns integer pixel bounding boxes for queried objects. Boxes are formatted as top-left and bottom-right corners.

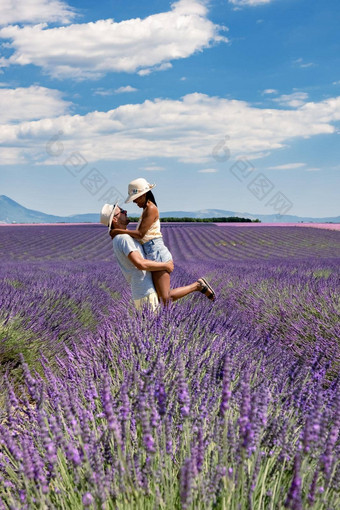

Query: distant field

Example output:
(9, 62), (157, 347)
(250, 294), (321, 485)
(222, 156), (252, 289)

(1, 221), (340, 231)
(215, 222), (340, 230)
(1, 223), (340, 261)
(0, 224), (339, 509)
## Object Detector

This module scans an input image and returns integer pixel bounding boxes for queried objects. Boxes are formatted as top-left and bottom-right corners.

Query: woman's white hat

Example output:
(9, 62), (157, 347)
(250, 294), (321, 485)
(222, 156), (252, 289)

(100, 203), (119, 230)
(125, 178), (156, 204)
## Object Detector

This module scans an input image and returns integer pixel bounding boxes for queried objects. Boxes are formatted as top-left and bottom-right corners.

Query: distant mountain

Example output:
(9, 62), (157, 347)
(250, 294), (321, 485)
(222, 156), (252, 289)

(0, 196), (339, 224)
(0, 195), (99, 224)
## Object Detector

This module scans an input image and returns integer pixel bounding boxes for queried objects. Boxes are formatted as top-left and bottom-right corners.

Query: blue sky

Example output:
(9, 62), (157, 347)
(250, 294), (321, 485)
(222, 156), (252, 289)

(0, 0), (339, 218)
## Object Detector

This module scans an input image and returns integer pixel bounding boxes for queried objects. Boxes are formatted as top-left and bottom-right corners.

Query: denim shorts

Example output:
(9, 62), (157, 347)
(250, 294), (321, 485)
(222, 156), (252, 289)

(142, 237), (172, 263)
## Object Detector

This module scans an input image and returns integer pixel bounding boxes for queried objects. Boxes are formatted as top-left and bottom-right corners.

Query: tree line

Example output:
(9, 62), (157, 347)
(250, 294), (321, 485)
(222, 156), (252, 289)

(129, 217), (261, 223)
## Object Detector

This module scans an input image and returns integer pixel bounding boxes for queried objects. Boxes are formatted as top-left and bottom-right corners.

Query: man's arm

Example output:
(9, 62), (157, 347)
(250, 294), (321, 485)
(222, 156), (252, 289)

(110, 228), (142, 240)
(128, 250), (174, 273)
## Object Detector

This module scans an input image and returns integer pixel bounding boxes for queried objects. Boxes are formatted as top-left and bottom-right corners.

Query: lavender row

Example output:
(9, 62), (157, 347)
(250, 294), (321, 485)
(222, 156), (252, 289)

(0, 225), (339, 508)
(1, 286), (339, 509)
(1, 224), (339, 262)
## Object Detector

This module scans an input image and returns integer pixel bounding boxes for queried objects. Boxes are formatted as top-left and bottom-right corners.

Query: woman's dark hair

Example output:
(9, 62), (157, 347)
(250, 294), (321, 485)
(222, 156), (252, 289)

(145, 190), (157, 207)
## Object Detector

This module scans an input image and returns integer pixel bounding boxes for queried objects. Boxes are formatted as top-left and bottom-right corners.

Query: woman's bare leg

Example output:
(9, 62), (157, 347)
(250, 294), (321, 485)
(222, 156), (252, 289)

(169, 282), (201, 301)
(152, 271), (201, 304)
(152, 270), (171, 305)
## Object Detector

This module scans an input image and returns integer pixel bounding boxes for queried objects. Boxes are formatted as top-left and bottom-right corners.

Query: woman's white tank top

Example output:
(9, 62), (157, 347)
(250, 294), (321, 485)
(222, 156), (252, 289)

(137, 216), (162, 244)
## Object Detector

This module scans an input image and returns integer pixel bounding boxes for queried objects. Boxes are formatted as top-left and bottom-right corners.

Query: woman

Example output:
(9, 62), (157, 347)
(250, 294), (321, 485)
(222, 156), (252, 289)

(110, 178), (215, 304)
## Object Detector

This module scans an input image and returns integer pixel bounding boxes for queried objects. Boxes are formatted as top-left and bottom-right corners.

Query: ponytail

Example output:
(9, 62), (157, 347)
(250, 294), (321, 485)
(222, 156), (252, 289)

(145, 190), (157, 207)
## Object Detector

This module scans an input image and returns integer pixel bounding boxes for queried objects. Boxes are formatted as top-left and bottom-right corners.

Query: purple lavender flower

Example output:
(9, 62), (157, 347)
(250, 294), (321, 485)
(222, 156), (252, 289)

(219, 356), (232, 417)
(138, 388), (155, 454)
(285, 455), (302, 510)
(178, 361), (190, 418)
(196, 426), (204, 473)
(180, 458), (193, 510)
(155, 376), (167, 417)
(102, 376), (122, 445)
(82, 492), (94, 507)
(238, 370), (253, 454)
(21, 438), (35, 480)
(66, 443), (81, 467)
(321, 390), (340, 480)
(308, 468), (319, 506)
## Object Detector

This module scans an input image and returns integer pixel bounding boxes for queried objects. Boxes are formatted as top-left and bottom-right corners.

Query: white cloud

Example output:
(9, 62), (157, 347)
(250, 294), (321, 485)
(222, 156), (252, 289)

(0, 0), (227, 80)
(268, 163), (306, 170)
(0, 0), (76, 26)
(0, 147), (26, 165)
(94, 85), (138, 96)
(300, 63), (314, 69)
(293, 58), (315, 69)
(1, 92), (340, 166)
(93, 89), (115, 97)
(115, 86), (138, 94)
(0, 86), (70, 123)
(229, 0), (273, 6)
(198, 168), (218, 173)
(263, 89), (278, 95)
(142, 166), (165, 172)
(274, 92), (309, 108)
(138, 63), (174, 76)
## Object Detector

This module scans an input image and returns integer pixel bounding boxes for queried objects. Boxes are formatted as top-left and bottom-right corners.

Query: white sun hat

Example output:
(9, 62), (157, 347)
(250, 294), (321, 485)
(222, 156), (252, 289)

(125, 178), (156, 204)
(100, 203), (119, 230)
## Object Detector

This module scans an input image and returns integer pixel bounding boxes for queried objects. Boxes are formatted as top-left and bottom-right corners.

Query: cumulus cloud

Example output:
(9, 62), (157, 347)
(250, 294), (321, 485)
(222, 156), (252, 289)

(263, 89), (278, 95)
(267, 163), (306, 170)
(115, 86), (138, 94)
(142, 166), (165, 172)
(229, 0), (273, 6)
(273, 92), (309, 108)
(1, 92), (340, 166)
(0, 0), (76, 26)
(93, 86), (138, 96)
(0, 85), (71, 123)
(0, 0), (227, 80)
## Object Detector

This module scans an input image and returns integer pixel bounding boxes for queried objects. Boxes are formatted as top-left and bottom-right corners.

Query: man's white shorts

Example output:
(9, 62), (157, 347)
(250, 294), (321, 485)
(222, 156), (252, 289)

(134, 292), (159, 312)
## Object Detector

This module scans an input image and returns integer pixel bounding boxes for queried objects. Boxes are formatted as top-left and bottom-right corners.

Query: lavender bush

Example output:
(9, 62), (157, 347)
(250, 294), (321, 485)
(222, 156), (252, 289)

(0, 224), (339, 509)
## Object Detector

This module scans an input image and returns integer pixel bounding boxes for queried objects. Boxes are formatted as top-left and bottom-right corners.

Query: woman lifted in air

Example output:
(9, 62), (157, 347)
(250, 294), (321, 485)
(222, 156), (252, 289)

(110, 177), (215, 305)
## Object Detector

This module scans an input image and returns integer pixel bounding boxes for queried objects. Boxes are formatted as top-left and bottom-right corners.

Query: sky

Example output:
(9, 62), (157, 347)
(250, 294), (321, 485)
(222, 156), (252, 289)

(0, 0), (339, 218)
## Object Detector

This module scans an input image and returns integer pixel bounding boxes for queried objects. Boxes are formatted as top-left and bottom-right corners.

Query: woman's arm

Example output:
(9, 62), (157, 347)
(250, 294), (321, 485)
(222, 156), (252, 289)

(110, 228), (142, 240)
(136, 203), (158, 238)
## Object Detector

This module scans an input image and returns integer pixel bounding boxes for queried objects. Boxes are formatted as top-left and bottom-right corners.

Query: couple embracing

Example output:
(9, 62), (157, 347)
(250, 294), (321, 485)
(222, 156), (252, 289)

(100, 178), (215, 311)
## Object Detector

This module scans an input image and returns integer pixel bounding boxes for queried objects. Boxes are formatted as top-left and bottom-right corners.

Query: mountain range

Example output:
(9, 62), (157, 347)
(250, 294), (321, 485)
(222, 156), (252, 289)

(0, 195), (339, 224)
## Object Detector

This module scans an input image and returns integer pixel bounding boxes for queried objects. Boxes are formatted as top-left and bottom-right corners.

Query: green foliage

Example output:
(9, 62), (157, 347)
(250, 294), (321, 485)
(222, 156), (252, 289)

(129, 217), (259, 223)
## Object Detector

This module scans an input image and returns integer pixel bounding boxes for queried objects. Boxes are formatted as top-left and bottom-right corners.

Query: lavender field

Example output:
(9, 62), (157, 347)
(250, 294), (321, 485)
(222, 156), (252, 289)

(0, 224), (339, 509)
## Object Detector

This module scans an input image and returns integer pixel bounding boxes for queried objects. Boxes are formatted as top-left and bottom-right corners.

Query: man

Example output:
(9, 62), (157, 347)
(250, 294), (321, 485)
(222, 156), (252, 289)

(100, 203), (215, 311)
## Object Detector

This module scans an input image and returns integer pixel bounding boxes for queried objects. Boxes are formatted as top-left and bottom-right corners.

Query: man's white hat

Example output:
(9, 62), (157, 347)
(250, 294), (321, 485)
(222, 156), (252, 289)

(100, 203), (119, 230)
(125, 178), (156, 204)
